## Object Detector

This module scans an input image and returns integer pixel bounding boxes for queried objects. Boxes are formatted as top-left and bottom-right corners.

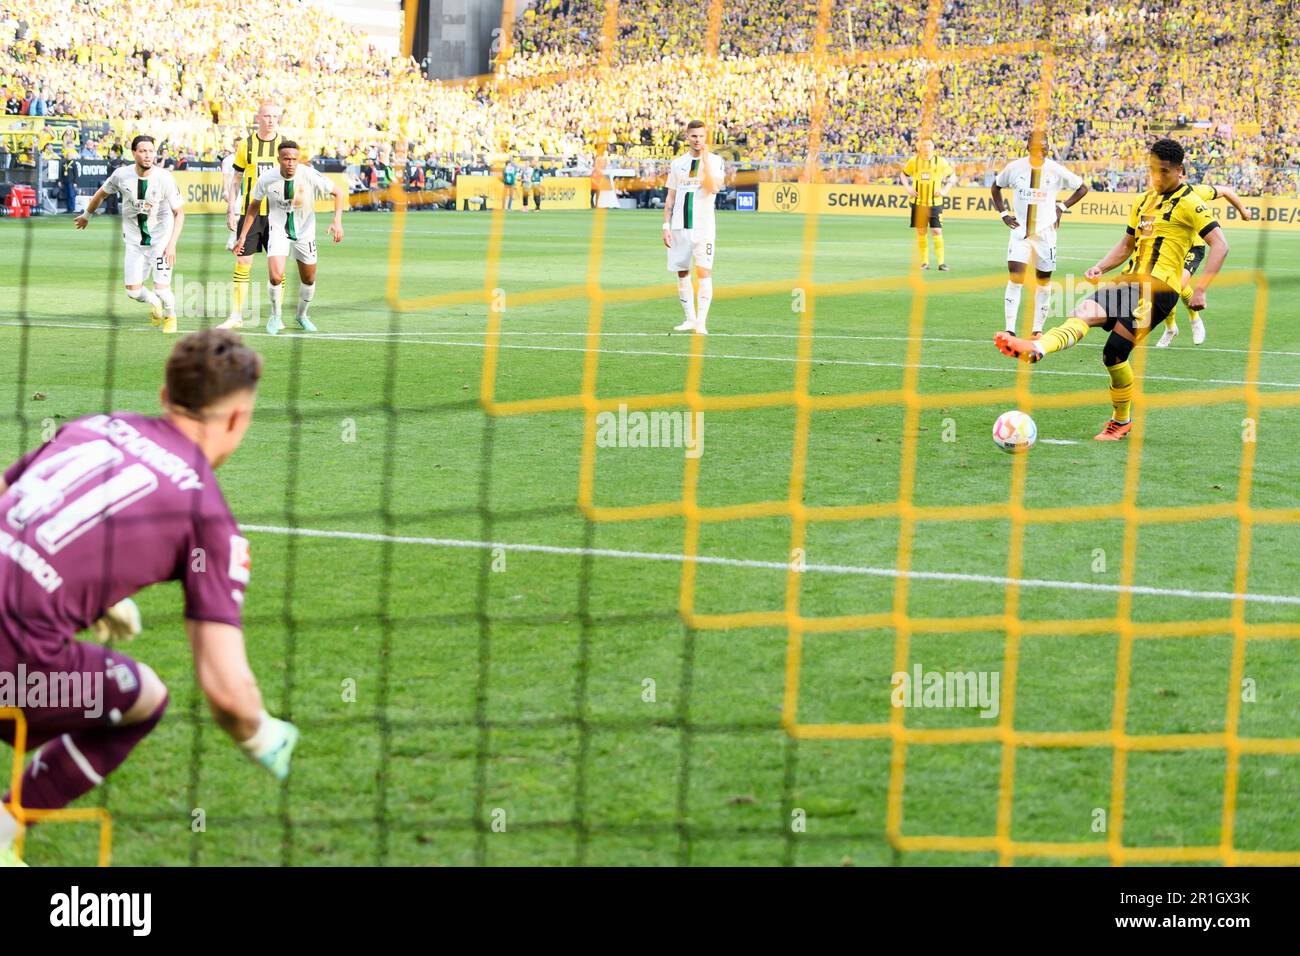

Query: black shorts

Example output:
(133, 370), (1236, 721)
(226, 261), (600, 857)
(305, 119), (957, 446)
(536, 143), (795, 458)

(1183, 244), (1206, 276)
(910, 202), (941, 229)
(240, 213), (271, 254)
(1087, 281), (1180, 338)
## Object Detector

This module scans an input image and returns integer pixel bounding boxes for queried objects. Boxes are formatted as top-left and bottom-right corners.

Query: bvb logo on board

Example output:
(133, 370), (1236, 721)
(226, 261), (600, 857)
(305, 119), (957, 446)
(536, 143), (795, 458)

(773, 183), (801, 211)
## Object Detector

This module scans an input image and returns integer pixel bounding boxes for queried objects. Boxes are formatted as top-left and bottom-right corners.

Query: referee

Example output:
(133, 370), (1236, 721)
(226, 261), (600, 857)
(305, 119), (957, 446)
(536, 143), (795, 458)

(219, 101), (284, 329)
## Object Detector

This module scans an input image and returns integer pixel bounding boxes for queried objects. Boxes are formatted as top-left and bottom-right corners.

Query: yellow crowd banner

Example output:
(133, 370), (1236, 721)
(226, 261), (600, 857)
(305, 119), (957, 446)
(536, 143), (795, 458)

(172, 170), (350, 214)
(758, 183), (1300, 229)
(455, 175), (591, 210)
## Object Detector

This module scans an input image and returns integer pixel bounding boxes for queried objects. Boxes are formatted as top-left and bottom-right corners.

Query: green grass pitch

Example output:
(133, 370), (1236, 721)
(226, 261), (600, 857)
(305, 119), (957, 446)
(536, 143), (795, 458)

(2, 208), (1298, 866)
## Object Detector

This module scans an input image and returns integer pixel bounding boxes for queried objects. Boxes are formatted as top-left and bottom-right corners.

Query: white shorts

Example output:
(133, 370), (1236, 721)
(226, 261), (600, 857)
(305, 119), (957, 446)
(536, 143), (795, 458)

(667, 229), (715, 272)
(124, 239), (173, 287)
(267, 235), (318, 264)
(1007, 232), (1057, 272)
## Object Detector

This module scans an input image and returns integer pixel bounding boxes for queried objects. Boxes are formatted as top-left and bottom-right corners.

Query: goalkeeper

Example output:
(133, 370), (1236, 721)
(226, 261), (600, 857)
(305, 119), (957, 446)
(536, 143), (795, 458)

(0, 329), (298, 866)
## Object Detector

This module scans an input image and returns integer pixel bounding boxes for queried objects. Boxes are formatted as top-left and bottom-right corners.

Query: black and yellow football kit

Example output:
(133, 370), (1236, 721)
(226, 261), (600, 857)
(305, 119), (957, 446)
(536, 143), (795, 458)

(233, 132), (283, 254)
(1031, 184), (1220, 429)
(1182, 183), (1217, 275)
(902, 153), (952, 228)
(1089, 183), (1220, 336)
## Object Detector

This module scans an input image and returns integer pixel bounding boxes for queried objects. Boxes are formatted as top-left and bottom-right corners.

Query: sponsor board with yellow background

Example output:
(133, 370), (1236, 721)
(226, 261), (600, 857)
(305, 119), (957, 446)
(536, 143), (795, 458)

(174, 169), (349, 214)
(758, 183), (1300, 230)
(456, 175), (590, 210)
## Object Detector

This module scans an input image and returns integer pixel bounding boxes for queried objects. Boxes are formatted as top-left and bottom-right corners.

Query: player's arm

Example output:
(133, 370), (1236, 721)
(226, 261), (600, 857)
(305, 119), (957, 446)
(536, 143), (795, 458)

(662, 165), (677, 248)
(1084, 230), (1137, 280)
(1189, 225), (1228, 310)
(233, 177), (266, 256)
(937, 165), (956, 198)
(322, 171), (344, 243)
(990, 183), (1018, 229)
(1055, 182), (1089, 228)
(163, 184), (185, 267)
(187, 619), (299, 779)
(1208, 184), (1256, 221)
(226, 145), (247, 232)
(74, 184), (112, 229)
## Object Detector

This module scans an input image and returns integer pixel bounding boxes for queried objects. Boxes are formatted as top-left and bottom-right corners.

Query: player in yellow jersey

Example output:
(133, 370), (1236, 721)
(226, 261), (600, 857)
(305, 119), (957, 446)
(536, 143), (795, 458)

(901, 137), (955, 270)
(1155, 179), (1256, 347)
(994, 139), (1229, 441)
(218, 101), (284, 330)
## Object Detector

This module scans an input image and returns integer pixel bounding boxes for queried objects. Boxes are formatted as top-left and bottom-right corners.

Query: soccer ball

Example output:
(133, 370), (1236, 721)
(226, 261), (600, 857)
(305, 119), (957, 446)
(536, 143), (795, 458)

(992, 410), (1037, 454)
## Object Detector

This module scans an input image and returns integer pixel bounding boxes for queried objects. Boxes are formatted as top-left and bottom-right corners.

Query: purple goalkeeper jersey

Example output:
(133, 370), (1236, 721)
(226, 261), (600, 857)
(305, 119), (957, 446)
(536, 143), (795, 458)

(0, 413), (248, 663)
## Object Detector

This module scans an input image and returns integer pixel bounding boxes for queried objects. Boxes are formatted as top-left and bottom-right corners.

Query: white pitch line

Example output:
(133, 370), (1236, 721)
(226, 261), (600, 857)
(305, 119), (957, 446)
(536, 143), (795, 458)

(260, 333), (1300, 390)
(1038, 438), (1080, 445)
(241, 523), (1300, 607)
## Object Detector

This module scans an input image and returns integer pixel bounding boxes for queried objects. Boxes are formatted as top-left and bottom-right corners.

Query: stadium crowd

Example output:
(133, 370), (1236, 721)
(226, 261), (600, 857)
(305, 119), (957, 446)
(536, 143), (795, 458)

(0, 0), (1295, 193)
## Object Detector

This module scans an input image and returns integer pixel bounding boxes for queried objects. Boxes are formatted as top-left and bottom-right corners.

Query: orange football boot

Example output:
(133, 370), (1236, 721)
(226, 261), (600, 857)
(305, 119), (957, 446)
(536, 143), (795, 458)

(1094, 419), (1133, 441)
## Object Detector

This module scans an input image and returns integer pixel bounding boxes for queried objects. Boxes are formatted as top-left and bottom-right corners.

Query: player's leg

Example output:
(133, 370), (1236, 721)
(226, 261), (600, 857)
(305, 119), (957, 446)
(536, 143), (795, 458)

(294, 242), (319, 331)
(151, 241), (178, 334)
(265, 253), (287, 336)
(224, 253), (253, 327)
(1029, 239), (1056, 337)
(123, 244), (164, 324)
(693, 237), (715, 334)
(1182, 249), (1207, 344)
(0, 644), (169, 862)
(1004, 235), (1028, 333)
(996, 285), (1113, 362)
(1095, 325), (1136, 440)
(669, 231), (698, 331)
(911, 205), (929, 267)
(932, 219), (947, 270)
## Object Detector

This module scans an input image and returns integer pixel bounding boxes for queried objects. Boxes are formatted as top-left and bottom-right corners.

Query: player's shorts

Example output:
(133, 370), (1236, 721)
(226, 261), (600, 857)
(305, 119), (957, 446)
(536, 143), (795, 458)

(1007, 232), (1057, 272)
(667, 229), (715, 272)
(267, 234), (318, 264)
(1183, 244), (1206, 276)
(1086, 281), (1180, 338)
(910, 202), (942, 229)
(239, 213), (271, 255)
(0, 635), (145, 749)
(124, 237), (173, 287)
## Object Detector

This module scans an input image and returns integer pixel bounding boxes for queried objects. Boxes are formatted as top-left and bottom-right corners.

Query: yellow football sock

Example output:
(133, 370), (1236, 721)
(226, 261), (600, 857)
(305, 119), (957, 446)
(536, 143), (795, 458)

(232, 263), (251, 314)
(933, 234), (945, 266)
(916, 231), (928, 264)
(1039, 317), (1090, 354)
(1179, 284), (1195, 320)
(1107, 360), (1134, 422)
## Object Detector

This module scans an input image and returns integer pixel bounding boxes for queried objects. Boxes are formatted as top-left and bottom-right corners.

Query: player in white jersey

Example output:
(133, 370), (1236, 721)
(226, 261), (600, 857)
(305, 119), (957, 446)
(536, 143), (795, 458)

(234, 140), (344, 336)
(221, 137), (240, 252)
(991, 131), (1089, 338)
(74, 135), (186, 334)
(664, 120), (725, 335)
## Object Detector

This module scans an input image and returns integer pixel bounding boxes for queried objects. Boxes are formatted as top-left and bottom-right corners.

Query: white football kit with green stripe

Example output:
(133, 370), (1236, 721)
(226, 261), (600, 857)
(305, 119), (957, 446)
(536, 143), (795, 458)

(666, 151), (724, 272)
(102, 165), (182, 285)
(250, 166), (337, 264)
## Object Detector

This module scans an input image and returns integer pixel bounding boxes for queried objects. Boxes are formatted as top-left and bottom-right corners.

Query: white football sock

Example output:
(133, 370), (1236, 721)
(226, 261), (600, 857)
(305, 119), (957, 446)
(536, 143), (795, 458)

(155, 286), (176, 317)
(696, 277), (713, 328)
(0, 802), (19, 850)
(126, 286), (161, 309)
(1033, 284), (1052, 333)
(297, 282), (316, 318)
(269, 282), (284, 317)
(677, 275), (696, 326)
(1003, 280), (1022, 333)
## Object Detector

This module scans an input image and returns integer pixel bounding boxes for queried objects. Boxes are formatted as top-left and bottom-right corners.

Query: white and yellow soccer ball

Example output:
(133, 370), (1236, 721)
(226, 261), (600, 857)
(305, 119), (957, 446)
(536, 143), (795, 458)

(992, 410), (1037, 453)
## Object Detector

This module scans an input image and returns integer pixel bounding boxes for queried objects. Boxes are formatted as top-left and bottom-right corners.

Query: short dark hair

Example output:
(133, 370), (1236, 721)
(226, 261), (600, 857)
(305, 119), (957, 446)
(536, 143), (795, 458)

(166, 329), (263, 415)
(278, 140), (299, 153)
(686, 120), (706, 132)
(130, 134), (154, 151)
(1149, 138), (1184, 167)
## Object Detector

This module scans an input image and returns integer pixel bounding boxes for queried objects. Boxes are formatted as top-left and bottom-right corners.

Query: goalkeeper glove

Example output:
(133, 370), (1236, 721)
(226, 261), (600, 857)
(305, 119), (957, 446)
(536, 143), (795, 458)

(90, 598), (142, 643)
(238, 711), (300, 781)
